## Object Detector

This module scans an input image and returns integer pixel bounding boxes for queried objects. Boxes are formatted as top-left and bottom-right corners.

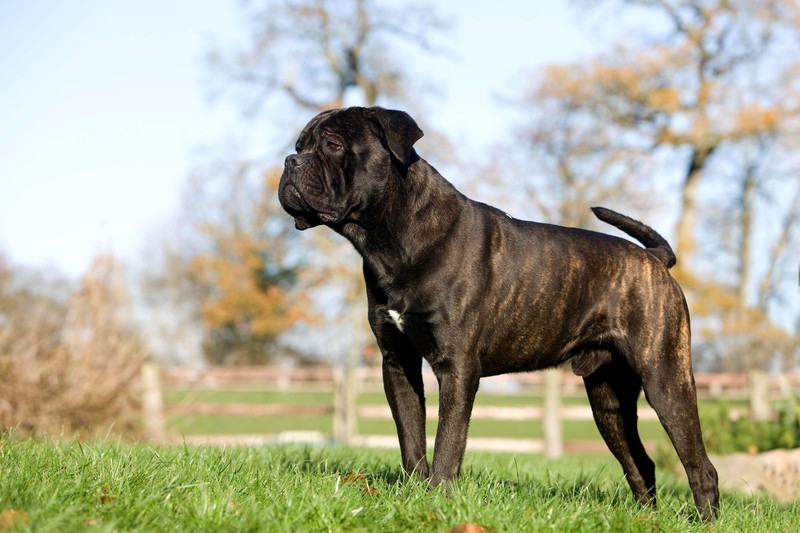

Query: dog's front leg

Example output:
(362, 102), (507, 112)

(383, 350), (429, 478)
(365, 265), (429, 478)
(429, 360), (481, 485)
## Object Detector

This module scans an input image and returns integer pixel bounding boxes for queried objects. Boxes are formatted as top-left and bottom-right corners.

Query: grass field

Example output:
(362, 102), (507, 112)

(2, 438), (798, 532)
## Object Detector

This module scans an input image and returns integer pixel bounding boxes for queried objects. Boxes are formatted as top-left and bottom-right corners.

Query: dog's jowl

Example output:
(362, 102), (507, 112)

(278, 106), (720, 520)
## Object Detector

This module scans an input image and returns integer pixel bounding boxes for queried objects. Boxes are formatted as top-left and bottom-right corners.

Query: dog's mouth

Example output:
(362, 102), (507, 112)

(279, 183), (339, 230)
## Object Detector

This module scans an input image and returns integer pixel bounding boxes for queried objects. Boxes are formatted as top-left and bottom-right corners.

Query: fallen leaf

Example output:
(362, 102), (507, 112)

(0, 509), (30, 530)
(447, 523), (496, 533)
(343, 472), (366, 483)
(361, 484), (379, 495)
(97, 484), (116, 504)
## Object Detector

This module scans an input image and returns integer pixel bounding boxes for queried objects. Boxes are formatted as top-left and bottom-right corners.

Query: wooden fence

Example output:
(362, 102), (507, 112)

(142, 365), (800, 456)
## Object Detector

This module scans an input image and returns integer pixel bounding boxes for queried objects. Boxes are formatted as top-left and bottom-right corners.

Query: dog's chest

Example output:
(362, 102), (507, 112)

(387, 309), (405, 333)
(384, 307), (434, 344)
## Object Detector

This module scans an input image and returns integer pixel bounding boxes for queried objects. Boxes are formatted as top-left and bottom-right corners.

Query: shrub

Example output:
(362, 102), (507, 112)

(699, 400), (800, 455)
(0, 255), (146, 438)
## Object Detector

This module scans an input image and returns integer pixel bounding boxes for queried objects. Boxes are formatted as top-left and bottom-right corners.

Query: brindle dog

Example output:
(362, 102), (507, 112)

(278, 106), (719, 520)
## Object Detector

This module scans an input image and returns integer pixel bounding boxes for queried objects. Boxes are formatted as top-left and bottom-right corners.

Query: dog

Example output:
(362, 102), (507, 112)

(278, 106), (719, 520)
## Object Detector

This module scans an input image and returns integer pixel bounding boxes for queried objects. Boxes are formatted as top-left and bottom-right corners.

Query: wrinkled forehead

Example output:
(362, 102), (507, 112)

(295, 108), (372, 151)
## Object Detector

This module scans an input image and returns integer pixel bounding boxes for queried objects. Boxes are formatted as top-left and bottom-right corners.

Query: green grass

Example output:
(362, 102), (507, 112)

(1, 438), (798, 532)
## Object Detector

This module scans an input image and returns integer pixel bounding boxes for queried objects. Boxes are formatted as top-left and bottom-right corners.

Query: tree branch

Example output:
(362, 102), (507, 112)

(757, 183), (800, 314)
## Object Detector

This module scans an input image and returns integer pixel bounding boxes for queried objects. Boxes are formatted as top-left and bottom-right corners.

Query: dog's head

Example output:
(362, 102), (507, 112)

(278, 106), (423, 230)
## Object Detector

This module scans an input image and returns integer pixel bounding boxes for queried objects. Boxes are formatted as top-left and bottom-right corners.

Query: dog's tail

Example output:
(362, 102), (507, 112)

(591, 206), (677, 269)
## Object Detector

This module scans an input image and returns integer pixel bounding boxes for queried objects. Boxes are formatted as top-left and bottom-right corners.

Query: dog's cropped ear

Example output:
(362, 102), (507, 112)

(367, 107), (424, 165)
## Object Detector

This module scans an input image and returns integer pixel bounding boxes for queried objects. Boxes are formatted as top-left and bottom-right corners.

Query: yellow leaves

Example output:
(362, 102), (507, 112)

(682, 264), (796, 369)
(714, 313), (795, 342)
(533, 45), (690, 129)
(731, 104), (782, 137)
(535, 64), (587, 102)
(530, 38), (794, 152)
(647, 86), (683, 113)
(264, 167), (282, 192)
(594, 62), (641, 95)
(681, 275), (741, 317)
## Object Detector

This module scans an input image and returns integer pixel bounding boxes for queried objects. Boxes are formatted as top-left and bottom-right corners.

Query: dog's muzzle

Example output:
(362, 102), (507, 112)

(278, 155), (337, 230)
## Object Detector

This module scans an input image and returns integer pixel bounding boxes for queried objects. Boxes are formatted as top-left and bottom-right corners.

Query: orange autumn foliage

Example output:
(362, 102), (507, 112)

(192, 231), (306, 341)
(187, 168), (310, 364)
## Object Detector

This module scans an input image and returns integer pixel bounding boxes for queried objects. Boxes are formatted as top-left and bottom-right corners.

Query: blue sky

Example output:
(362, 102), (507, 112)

(0, 0), (594, 276)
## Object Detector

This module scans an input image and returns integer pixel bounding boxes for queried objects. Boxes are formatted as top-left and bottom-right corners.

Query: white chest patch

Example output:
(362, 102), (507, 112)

(387, 309), (405, 333)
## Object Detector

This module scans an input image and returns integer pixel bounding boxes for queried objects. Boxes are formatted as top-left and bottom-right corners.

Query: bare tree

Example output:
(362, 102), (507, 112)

(208, 0), (449, 115)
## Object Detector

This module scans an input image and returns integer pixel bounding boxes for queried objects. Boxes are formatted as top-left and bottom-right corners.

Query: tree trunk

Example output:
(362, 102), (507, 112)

(675, 147), (713, 269)
(737, 170), (756, 306)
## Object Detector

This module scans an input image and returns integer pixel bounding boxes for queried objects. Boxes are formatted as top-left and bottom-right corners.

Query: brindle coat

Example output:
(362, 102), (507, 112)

(278, 106), (719, 520)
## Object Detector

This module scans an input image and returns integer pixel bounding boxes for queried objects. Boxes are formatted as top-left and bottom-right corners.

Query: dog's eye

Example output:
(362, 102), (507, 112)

(326, 140), (343, 152)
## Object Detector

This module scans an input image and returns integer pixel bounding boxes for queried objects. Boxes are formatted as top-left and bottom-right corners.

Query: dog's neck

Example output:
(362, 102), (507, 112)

(339, 156), (466, 287)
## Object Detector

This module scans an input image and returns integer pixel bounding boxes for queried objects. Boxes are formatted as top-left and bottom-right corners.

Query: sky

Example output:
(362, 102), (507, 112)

(0, 0), (595, 277)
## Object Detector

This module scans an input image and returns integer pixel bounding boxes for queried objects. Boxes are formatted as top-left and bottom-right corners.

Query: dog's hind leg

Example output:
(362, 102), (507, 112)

(640, 345), (719, 521)
(582, 355), (657, 507)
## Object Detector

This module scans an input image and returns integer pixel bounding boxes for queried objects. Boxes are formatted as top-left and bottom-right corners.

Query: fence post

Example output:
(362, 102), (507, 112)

(333, 364), (356, 444)
(543, 367), (563, 458)
(141, 362), (166, 442)
(749, 370), (770, 421)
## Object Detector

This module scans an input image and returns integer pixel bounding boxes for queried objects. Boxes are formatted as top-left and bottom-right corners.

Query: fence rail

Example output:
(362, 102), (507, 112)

(143, 365), (800, 456)
(162, 366), (800, 391)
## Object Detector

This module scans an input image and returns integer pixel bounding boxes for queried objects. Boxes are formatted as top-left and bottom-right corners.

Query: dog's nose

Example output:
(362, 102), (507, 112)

(285, 154), (300, 169)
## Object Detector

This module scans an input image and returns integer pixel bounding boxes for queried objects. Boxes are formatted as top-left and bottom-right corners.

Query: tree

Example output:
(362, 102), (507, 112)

(147, 0), (451, 366)
(142, 151), (308, 366)
(511, 0), (800, 369)
(188, 167), (310, 364)
(208, 0), (449, 114)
